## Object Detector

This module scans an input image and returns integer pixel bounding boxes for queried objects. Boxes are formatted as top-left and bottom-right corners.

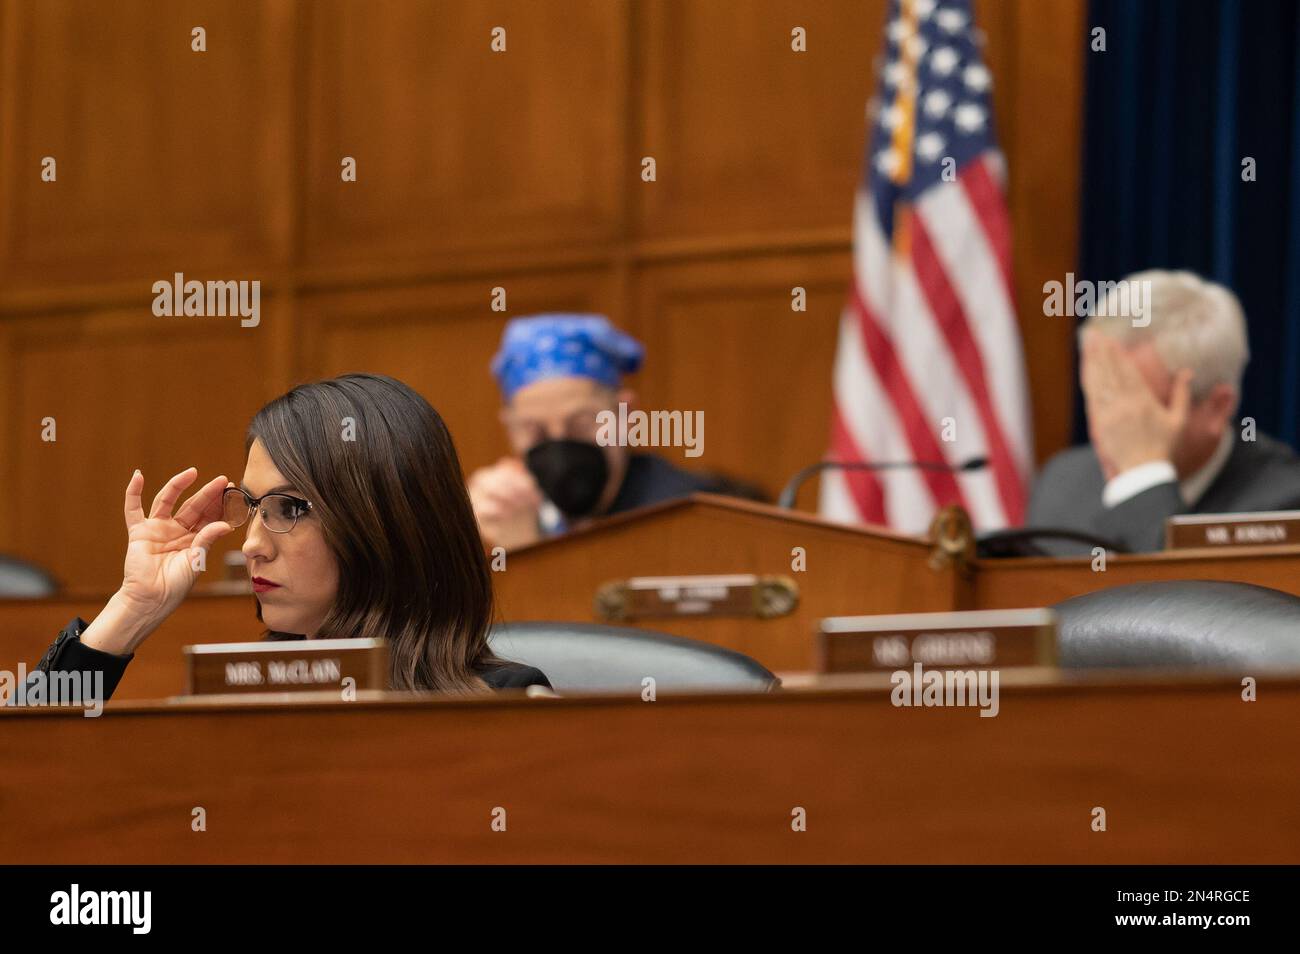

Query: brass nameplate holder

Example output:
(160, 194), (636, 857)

(817, 608), (1057, 673)
(928, 504), (975, 576)
(184, 638), (389, 695)
(1165, 510), (1300, 550)
(595, 574), (798, 622)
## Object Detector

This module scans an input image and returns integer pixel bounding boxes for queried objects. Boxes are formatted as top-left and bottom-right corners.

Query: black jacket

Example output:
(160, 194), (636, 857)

(608, 453), (724, 514)
(6, 617), (551, 706)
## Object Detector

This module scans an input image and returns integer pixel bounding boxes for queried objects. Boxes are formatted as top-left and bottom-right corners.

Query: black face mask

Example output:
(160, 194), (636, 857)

(525, 439), (610, 519)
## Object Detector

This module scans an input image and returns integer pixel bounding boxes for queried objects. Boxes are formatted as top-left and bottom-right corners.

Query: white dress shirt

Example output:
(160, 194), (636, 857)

(1102, 429), (1235, 509)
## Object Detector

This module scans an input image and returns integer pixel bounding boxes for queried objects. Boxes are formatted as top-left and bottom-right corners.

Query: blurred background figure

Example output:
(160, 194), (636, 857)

(469, 314), (730, 550)
(1028, 270), (1300, 553)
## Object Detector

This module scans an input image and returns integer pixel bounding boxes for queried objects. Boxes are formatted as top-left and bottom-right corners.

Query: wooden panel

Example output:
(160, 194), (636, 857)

(0, 305), (277, 588)
(635, 0), (884, 241)
(3, 674), (1297, 863)
(629, 251), (849, 500)
(296, 269), (619, 475)
(0, 593), (264, 700)
(299, 0), (627, 277)
(0, 0), (295, 292)
(498, 496), (957, 671)
(971, 545), (1300, 610)
(0, 0), (1090, 592)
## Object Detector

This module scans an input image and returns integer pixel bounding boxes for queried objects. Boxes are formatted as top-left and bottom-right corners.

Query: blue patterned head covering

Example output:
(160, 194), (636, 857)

(491, 314), (644, 401)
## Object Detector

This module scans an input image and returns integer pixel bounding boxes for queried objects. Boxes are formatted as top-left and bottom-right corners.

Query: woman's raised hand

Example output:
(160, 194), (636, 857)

(81, 468), (235, 657)
(114, 467), (234, 623)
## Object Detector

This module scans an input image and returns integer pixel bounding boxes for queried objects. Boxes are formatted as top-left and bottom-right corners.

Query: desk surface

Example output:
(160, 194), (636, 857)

(3, 671), (1297, 864)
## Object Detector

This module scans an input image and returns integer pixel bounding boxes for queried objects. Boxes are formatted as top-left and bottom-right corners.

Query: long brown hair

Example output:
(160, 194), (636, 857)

(247, 373), (501, 694)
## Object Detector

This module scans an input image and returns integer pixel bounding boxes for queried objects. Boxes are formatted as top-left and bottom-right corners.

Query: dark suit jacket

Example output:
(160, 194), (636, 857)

(6, 617), (550, 706)
(1027, 432), (1300, 554)
(608, 453), (722, 514)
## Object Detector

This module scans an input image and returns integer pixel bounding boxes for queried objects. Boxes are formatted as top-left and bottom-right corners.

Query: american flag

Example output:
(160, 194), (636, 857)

(820, 0), (1032, 534)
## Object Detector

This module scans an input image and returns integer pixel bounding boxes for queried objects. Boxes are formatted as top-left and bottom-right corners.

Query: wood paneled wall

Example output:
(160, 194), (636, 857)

(0, 0), (1085, 590)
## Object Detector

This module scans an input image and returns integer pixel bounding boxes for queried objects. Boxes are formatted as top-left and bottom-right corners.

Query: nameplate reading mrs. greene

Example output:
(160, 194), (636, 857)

(184, 638), (389, 696)
(816, 608), (1057, 673)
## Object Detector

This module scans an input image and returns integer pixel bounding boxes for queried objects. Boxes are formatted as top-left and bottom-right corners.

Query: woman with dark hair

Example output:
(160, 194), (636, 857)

(21, 373), (550, 703)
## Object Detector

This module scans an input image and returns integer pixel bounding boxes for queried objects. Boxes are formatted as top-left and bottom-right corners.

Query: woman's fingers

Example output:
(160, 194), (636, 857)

(149, 467), (199, 520)
(192, 520), (233, 554)
(174, 474), (229, 530)
(124, 469), (145, 529)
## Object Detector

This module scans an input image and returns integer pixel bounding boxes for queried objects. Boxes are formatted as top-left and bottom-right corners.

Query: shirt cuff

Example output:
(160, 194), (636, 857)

(40, 616), (135, 700)
(1102, 461), (1178, 509)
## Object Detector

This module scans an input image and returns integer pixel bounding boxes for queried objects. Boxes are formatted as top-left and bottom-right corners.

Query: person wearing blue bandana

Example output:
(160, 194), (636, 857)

(469, 313), (721, 549)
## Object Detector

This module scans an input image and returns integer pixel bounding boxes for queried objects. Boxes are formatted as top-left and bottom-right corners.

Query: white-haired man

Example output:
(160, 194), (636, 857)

(1027, 269), (1300, 553)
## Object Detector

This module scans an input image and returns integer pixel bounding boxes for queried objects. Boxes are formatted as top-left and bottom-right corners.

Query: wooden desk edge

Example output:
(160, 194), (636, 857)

(4, 667), (1298, 719)
(974, 542), (1300, 571)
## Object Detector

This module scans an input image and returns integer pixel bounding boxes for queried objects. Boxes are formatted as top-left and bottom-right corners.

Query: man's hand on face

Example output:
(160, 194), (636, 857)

(467, 456), (544, 550)
(1081, 329), (1193, 482)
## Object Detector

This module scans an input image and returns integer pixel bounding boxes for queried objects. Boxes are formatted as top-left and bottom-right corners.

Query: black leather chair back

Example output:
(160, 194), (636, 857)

(0, 555), (57, 598)
(1052, 580), (1300, 669)
(488, 621), (778, 693)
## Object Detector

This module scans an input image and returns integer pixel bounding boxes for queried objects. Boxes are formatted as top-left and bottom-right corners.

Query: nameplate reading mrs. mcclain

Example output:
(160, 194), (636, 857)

(183, 639), (389, 696)
(816, 608), (1057, 673)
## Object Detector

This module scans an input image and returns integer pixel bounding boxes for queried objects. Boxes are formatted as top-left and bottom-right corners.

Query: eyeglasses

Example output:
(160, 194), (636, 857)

(222, 487), (313, 534)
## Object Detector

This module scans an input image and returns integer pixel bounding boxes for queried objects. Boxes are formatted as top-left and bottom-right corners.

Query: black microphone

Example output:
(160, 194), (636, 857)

(777, 456), (989, 509)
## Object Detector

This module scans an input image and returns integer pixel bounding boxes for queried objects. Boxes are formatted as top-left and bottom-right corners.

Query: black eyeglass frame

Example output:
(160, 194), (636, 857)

(222, 486), (314, 534)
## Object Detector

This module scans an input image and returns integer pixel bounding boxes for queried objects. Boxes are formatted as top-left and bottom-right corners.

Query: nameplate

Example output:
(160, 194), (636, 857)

(816, 609), (1057, 673)
(595, 574), (798, 621)
(184, 639), (389, 695)
(1165, 510), (1300, 550)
